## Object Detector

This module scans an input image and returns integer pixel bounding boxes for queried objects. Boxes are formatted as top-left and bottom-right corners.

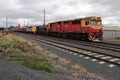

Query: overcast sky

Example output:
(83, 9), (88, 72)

(0, 0), (120, 27)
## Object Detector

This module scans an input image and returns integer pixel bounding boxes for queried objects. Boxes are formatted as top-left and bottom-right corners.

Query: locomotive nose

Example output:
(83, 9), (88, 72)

(91, 25), (102, 29)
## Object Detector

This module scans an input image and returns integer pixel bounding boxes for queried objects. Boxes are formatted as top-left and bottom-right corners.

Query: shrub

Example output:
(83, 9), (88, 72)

(22, 55), (53, 73)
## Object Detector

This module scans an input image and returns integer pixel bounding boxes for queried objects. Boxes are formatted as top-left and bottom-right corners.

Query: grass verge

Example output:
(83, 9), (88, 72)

(0, 34), (53, 73)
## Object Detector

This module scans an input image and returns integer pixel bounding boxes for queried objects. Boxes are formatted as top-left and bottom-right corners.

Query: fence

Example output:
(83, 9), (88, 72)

(103, 30), (120, 39)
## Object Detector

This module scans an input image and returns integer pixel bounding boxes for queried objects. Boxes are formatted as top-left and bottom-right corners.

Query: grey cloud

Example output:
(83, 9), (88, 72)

(0, 0), (120, 27)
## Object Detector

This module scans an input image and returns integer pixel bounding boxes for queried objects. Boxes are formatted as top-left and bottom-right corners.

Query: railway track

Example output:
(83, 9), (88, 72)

(37, 36), (120, 53)
(18, 33), (120, 67)
(15, 32), (120, 52)
(21, 33), (120, 53)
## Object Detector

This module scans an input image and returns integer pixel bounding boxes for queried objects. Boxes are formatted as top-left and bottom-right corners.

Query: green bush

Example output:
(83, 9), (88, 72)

(12, 50), (24, 57)
(39, 62), (53, 73)
(22, 55), (53, 73)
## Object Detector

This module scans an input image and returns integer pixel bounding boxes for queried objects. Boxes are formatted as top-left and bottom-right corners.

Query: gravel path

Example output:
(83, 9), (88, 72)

(0, 59), (58, 80)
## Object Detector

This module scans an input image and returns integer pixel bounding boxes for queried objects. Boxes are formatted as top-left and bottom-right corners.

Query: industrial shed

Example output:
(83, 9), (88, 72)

(103, 27), (120, 38)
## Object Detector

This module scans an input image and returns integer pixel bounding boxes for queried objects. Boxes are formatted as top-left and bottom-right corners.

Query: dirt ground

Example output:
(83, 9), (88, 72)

(103, 38), (120, 43)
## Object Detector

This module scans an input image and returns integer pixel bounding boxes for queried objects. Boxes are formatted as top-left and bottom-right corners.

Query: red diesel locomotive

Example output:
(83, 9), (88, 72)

(47, 16), (102, 41)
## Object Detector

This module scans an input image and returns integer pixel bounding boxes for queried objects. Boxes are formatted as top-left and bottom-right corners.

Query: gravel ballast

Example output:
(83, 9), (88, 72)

(0, 59), (56, 80)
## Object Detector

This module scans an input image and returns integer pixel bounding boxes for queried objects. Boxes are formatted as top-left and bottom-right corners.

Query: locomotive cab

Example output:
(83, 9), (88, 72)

(81, 16), (102, 41)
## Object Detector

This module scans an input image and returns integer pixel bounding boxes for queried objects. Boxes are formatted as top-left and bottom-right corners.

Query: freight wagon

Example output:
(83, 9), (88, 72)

(36, 25), (47, 35)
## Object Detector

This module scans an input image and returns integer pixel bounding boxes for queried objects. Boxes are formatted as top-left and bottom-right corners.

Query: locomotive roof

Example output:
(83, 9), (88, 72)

(75, 16), (101, 20)
(49, 16), (101, 24)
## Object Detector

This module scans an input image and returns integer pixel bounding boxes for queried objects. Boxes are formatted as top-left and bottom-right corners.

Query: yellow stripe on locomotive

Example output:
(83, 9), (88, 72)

(81, 16), (102, 29)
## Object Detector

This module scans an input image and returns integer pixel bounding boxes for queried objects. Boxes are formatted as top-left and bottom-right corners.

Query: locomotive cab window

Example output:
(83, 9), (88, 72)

(97, 21), (102, 25)
(85, 21), (89, 25)
(90, 20), (102, 25)
(90, 20), (97, 25)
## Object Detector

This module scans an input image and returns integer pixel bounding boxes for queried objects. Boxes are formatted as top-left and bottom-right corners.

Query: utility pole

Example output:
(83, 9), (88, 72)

(27, 21), (29, 27)
(24, 19), (25, 27)
(6, 16), (8, 33)
(115, 30), (117, 39)
(43, 9), (45, 26)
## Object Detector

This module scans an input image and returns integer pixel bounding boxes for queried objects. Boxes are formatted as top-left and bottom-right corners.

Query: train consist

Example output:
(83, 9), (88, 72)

(14, 16), (103, 41)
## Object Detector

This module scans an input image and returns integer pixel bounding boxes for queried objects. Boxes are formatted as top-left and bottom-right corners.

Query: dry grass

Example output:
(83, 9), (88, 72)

(59, 58), (70, 64)
(71, 65), (87, 73)
(40, 49), (105, 80)
(0, 33), (53, 73)
(103, 38), (120, 42)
